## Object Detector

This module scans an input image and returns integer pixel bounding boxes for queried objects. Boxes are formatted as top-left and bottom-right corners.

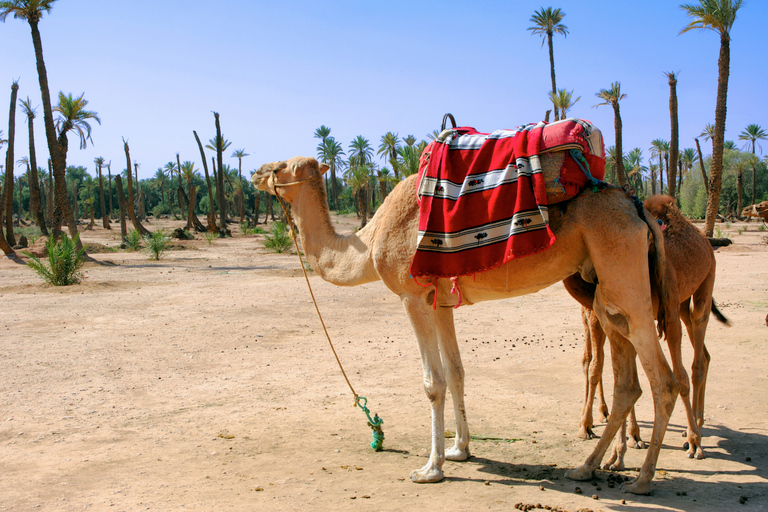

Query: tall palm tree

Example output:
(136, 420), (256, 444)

(393, 144), (422, 178)
(153, 167), (168, 215)
(53, 91), (100, 242)
(547, 88), (580, 119)
(105, 160), (113, 220)
(20, 96), (47, 235)
(624, 148), (647, 197)
(3, 80), (19, 246)
(738, 123), (766, 206)
(193, 130), (217, 231)
(314, 125), (331, 145)
(650, 139), (669, 194)
(348, 136), (374, 226)
(594, 82), (627, 186)
(666, 71), (680, 198)
(680, 0), (744, 236)
(180, 160), (200, 229)
(528, 7), (568, 120)
(119, 138), (150, 236)
(211, 112), (228, 235)
(680, 147), (697, 190)
(93, 156), (109, 229)
(318, 136), (344, 210)
(377, 132), (401, 179)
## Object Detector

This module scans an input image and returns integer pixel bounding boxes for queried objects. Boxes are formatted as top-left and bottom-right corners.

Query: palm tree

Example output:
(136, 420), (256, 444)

(733, 156), (749, 215)
(738, 124), (766, 206)
(393, 144), (422, 178)
(681, 0), (744, 236)
(426, 129), (441, 141)
(119, 138), (150, 236)
(211, 112), (228, 235)
(348, 135), (374, 226)
(666, 71), (680, 198)
(680, 147), (697, 191)
(163, 160), (179, 218)
(318, 136), (345, 210)
(377, 132), (401, 179)
(624, 148), (647, 196)
(650, 139), (669, 194)
(231, 148), (249, 222)
(94, 156), (109, 229)
(314, 125), (331, 145)
(528, 7), (568, 121)
(105, 161), (113, 220)
(3, 80), (19, 246)
(594, 82), (627, 186)
(53, 91), (100, 243)
(180, 160), (200, 229)
(547, 88), (580, 119)
(20, 95), (47, 235)
(153, 167), (168, 215)
(193, 130), (217, 231)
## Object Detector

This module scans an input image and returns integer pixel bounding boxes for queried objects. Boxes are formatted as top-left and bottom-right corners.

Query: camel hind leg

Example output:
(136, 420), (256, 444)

(579, 307), (608, 439)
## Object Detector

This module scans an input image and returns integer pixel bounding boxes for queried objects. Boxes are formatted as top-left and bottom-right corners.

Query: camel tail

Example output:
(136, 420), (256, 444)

(626, 189), (670, 339)
(711, 299), (731, 326)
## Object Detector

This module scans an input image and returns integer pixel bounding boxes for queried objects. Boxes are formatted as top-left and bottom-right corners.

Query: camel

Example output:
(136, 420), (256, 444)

(566, 194), (727, 465)
(252, 156), (679, 495)
(741, 200), (768, 222)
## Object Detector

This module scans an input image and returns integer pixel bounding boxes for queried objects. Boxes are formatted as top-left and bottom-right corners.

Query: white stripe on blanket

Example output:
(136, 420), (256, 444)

(415, 208), (549, 254)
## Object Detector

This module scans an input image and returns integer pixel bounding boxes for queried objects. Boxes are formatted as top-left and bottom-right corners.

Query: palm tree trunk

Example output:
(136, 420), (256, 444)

(4, 81), (19, 246)
(612, 103), (626, 187)
(751, 142), (757, 206)
(107, 165), (114, 220)
(28, 20), (82, 252)
(26, 110), (47, 235)
(704, 33), (731, 237)
(71, 180), (78, 222)
(736, 168), (743, 215)
(668, 74), (679, 198)
(114, 175), (129, 242)
(695, 138), (708, 190)
(193, 130), (217, 232)
(330, 162), (339, 210)
(547, 32), (558, 121)
(122, 140), (151, 236)
(213, 112), (228, 236)
(97, 165), (109, 229)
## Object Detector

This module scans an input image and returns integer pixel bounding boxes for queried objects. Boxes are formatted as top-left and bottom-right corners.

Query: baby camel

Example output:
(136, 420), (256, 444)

(566, 194), (727, 464)
(253, 157), (678, 495)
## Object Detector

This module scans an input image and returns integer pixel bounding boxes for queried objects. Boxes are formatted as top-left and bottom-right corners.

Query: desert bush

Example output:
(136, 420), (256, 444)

(125, 230), (142, 251)
(144, 230), (170, 260)
(203, 230), (217, 245)
(263, 221), (292, 253)
(25, 233), (85, 286)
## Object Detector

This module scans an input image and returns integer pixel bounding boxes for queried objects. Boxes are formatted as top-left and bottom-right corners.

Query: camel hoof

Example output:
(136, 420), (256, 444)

(445, 446), (470, 462)
(631, 437), (647, 450)
(621, 479), (652, 495)
(410, 466), (444, 483)
(577, 428), (597, 440)
(565, 465), (594, 481)
(601, 461), (626, 471)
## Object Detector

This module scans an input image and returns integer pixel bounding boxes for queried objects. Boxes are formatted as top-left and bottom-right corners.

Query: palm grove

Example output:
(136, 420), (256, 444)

(1, 1), (766, 262)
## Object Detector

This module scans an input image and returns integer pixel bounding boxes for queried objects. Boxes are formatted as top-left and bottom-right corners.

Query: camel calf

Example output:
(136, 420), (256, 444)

(741, 200), (768, 222)
(565, 195), (728, 464)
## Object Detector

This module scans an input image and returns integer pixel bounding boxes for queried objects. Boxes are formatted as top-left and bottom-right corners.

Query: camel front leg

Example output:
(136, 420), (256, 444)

(402, 295), (447, 483)
(435, 306), (470, 461)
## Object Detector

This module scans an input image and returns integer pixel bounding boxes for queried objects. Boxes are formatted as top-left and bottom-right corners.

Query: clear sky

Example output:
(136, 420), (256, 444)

(1, 0), (766, 181)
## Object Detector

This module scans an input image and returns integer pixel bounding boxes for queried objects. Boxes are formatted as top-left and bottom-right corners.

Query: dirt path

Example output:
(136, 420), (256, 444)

(2, 217), (767, 511)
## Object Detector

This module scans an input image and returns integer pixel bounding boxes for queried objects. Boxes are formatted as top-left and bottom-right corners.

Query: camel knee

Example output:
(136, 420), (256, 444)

(423, 376), (447, 404)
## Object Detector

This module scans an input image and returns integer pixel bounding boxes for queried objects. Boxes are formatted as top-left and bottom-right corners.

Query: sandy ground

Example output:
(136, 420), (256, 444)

(1, 214), (767, 512)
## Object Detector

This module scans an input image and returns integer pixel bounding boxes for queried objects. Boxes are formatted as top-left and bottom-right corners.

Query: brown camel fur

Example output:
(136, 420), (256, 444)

(741, 200), (768, 222)
(565, 194), (727, 466)
(253, 156), (679, 495)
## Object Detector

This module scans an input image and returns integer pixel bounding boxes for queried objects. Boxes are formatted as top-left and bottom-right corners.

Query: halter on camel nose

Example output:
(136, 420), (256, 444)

(268, 163), (321, 197)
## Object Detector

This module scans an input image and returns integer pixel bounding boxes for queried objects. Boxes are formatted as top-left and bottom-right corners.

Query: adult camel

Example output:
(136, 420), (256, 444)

(567, 194), (727, 464)
(252, 156), (678, 495)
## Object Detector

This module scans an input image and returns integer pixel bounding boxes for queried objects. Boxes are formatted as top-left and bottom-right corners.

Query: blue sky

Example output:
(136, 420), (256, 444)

(1, 0), (766, 180)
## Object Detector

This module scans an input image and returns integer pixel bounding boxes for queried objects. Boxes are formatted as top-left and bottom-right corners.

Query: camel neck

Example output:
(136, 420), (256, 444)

(288, 182), (379, 286)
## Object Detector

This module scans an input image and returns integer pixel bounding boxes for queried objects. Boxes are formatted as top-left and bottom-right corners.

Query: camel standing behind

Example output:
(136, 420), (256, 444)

(566, 194), (727, 464)
(253, 156), (679, 495)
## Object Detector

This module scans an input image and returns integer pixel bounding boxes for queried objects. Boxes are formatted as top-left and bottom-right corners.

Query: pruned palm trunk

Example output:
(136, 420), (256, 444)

(114, 175), (129, 242)
(667, 72), (679, 198)
(547, 33), (558, 121)
(122, 140), (151, 236)
(704, 33), (731, 237)
(612, 104), (626, 187)
(26, 106), (48, 235)
(193, 130), (217, 232)
(97, 165), (109, 229)
(4, 81), (19, 246)
(213, 112), (228, 236)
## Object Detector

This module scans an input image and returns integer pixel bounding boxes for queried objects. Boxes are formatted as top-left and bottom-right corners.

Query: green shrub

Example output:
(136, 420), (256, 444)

(203, 230), (217, 245)
(144, 230), (170, 260)
(125, 230), (142, 251)
(25, 233), (85, 286)
(16, 225), (43, 245)
(263, 221), (293, 253)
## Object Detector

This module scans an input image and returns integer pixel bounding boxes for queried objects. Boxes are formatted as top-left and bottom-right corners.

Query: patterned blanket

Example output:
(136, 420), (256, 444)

(410, 118), (604, 279)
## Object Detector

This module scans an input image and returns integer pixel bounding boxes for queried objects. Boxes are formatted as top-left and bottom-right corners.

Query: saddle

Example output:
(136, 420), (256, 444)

(411, 118), (605, 279)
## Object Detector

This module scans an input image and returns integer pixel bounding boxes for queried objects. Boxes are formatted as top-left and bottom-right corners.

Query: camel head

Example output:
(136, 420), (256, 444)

(251, 156), (329, 203)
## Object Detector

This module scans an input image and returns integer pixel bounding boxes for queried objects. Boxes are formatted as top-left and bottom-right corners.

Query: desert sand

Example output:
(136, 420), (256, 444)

(1, 214), (767, 512)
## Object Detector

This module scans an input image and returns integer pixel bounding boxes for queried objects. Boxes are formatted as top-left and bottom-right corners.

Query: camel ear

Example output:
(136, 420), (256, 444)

(318, 163), (330, 175)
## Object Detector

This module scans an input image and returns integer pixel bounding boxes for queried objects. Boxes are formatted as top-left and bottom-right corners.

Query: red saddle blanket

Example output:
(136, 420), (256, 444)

(410, 118), (605, 279)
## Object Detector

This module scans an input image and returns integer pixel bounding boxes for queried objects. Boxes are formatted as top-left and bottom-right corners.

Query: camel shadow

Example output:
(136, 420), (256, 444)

(460, 422), (768, 510)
